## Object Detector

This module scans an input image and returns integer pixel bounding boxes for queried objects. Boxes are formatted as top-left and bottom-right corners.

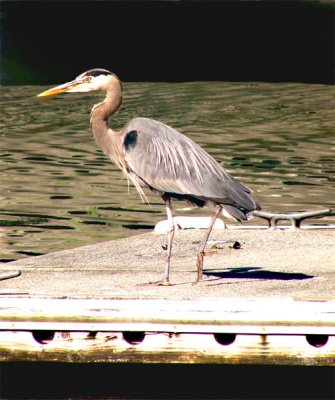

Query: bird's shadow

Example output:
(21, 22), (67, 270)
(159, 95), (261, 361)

(203, 266), (314, 282)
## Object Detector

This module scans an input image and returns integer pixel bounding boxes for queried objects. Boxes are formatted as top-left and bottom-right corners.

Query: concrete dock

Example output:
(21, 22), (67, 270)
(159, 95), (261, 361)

(0, 224), (334, 365)
(1, 225), (335, 300)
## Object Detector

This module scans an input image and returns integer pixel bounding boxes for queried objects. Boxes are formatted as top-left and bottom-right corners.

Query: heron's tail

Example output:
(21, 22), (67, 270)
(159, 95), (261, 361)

(221, 202), (261, 222)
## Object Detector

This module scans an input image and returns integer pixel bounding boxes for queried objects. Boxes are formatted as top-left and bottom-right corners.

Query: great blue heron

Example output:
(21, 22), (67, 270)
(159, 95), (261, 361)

(38, 68), (260, 285)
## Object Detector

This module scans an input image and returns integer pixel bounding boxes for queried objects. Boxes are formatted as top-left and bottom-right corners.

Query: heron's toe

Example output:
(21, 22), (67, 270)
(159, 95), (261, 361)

(148, 279), (173, 286)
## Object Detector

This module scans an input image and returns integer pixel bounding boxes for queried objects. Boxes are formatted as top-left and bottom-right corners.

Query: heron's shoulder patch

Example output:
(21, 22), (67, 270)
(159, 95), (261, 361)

(123, 130), (138, 151)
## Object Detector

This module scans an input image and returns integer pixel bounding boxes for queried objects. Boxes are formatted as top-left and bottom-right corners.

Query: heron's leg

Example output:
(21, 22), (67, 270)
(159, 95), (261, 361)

(148, 197), (174, 286)
(194, 206), (222, 284)
(161, 196), (175, 285)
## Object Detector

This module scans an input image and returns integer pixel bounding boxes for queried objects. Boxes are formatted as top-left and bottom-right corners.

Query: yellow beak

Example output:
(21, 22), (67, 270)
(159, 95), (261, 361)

(37, 79), (82, 97)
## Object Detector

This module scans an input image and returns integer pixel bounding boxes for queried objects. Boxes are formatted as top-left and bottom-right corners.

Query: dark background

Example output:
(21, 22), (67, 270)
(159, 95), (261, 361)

(1, 0), (334, 85)
(2, 363), (335, 399)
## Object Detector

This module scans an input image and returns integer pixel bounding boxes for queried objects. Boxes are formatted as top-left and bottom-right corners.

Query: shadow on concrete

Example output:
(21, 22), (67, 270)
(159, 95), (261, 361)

(204, 267), (314, 281)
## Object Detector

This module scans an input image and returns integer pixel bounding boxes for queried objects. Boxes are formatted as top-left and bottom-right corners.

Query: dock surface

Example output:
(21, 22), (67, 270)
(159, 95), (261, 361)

(1, 226), (334, 365)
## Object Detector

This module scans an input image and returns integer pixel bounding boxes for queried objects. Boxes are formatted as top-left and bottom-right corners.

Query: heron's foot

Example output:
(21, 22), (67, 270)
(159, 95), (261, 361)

(193, 251), (204, 285)
(192, 269), (203, 285)
(192, 276), (201, 286)
(148, 279), (173, 286)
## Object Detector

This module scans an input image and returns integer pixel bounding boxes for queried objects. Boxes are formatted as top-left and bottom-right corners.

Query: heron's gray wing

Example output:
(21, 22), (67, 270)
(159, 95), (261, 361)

(121, 117), (257, 213)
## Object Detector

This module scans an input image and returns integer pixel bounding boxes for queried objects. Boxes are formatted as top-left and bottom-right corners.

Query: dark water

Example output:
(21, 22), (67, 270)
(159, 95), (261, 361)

(1, 82), (334, 262)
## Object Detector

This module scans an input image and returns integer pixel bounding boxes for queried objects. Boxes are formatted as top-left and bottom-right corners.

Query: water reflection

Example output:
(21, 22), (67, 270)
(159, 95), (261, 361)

(1, 82), (334, 261)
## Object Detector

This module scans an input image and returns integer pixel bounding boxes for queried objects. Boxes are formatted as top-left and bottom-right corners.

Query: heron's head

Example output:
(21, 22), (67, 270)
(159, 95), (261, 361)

(37, 68), (116, 97)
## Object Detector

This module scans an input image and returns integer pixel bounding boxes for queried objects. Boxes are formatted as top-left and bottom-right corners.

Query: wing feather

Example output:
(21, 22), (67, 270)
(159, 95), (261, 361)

(121, 117), (258, 214)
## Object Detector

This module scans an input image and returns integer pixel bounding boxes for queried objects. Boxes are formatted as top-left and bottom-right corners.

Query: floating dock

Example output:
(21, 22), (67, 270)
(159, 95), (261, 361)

(0, 222), (334, 365)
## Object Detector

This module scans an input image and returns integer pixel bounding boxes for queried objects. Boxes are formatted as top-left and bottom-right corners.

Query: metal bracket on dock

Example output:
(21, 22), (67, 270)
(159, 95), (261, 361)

(253, 209), (332, 230)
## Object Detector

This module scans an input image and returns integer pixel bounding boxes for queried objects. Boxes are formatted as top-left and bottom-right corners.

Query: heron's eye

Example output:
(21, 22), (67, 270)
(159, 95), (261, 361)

(84, 76), (92, 83)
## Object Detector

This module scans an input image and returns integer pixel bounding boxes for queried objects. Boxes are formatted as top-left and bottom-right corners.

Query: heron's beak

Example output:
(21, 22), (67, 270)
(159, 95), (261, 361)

(37, 79), (85, 97)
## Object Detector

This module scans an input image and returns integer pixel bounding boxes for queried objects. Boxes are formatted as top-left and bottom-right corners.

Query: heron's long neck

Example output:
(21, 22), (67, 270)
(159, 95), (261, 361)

(90, 76), (123, 151)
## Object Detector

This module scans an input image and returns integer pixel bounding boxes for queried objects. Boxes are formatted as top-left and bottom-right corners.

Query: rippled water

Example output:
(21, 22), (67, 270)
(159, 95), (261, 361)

(1, 82), (334, 262)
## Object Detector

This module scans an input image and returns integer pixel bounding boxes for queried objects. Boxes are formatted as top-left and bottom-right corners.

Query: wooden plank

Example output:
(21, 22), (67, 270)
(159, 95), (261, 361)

(0, 298), (334, 365)
(0, 298), (335, 333)
(1, 298), (334, 333)
(0, 330), (334, 365)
